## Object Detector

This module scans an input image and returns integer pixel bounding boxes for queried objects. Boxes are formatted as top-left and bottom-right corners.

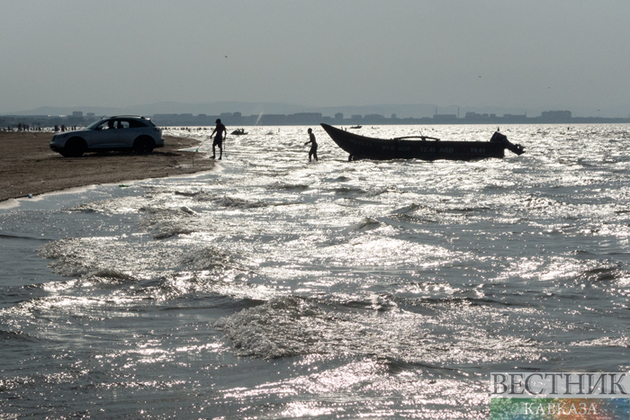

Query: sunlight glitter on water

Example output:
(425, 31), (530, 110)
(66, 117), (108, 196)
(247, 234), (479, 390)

(2, 124), (630, 417)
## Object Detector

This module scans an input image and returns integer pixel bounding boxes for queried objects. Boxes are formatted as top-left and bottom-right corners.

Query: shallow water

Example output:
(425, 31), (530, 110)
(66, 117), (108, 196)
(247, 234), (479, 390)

(1, 124), (630, 418)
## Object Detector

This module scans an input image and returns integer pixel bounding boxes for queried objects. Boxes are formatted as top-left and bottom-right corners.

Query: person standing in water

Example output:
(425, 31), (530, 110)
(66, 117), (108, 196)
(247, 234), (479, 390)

(304, 128), (318, 162)
(210, 119), (226, 159)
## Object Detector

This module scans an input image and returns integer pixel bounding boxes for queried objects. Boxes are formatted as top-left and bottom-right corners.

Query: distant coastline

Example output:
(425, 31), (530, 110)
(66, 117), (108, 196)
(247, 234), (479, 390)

(148, 110), (630, 126)
(2, 109), (629, 129)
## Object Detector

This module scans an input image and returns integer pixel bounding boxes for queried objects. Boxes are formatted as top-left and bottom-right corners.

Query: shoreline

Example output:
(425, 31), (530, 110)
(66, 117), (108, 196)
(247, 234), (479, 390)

(0, 131), (214, 203)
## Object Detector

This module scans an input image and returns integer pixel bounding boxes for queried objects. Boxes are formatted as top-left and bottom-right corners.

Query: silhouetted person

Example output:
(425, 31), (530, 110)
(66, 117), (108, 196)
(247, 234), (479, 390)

(305, 128), (318, 162)
(211, 119), (226, 159)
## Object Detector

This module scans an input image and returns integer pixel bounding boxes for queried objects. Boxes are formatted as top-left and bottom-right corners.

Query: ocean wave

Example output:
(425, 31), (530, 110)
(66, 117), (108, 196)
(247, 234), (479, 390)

(392, 203), (423, 215)
(154, 275), (273, 303)
(0, 233), (49, 241)
(333, 186), (368, 196)
(389, 203), (438, 224)
(391, 213), (439, 224)
(520, 194), (564, 209)
(0, 369), (87, 393)
(353, 217), (381, 230)
(152, 227), (197, 240)
(66, 197), (145, 214)
(139, 206), (198, 239)
(0, 329), (33, 342)
(38, 238), (94, 277)
(580, 266), (628, 282)
(180, 246), (246, 273)
(267, 182), (310, 191)
(323, 176), (351, 182)
(38, 237), (178, 278)
(91, 269), (138, 282)
(214, 294), (545, 364)
(571, 336), (630, 347)
(367, 186), (400, 197)
(215, 196), (269, 209)
(439, 206), (491, 214)
(214, 296), (330, 359)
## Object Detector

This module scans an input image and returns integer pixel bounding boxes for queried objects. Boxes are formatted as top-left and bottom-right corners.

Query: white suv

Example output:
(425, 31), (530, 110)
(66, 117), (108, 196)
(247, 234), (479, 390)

(50, 116), (164, 157)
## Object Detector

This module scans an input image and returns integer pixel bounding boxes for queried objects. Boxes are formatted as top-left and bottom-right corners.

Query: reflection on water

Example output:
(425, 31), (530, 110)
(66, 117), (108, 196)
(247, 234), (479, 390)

(1, 124), (630, 417)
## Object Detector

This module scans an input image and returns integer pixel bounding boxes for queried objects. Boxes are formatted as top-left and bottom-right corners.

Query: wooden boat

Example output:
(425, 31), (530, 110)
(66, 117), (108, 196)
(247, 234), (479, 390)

(320, 123), (525, 161)
(231, 128), (247, 135)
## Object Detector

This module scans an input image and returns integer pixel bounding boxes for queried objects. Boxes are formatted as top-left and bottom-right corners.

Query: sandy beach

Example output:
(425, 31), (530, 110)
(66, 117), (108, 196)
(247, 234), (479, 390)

(0, 131), (214, 202)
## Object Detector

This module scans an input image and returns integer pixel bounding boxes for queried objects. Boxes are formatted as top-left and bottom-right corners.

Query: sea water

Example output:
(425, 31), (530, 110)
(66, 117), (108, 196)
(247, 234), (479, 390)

(1, 124), (630, 418)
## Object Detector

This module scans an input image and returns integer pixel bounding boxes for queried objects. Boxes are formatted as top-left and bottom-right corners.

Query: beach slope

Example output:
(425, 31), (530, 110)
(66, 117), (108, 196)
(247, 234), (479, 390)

(0, 131), (214, 202)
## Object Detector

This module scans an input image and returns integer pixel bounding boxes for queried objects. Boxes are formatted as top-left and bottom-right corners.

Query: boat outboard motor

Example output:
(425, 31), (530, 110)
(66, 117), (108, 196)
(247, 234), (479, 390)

(491, 132), (525, 155)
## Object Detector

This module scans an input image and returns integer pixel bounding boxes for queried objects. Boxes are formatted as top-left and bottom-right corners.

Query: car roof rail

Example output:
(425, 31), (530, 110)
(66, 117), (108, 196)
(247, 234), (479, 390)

(108, 115), (146, 119)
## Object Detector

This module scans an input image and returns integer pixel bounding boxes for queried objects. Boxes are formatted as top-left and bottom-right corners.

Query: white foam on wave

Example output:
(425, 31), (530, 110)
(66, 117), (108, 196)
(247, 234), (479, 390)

(0, 185), (99, 211)
(0, 198), (20, 210)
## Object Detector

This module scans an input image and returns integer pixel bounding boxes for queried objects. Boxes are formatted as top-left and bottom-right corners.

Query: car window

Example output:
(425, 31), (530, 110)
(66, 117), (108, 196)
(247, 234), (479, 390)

(128, 119), (147, 128)
(116, 120), (130, 129)
(97, 120), (116, 130)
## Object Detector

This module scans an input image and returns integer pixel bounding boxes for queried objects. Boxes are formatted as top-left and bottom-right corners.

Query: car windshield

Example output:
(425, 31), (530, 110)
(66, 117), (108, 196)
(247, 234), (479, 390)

(86, 120), (106, 130)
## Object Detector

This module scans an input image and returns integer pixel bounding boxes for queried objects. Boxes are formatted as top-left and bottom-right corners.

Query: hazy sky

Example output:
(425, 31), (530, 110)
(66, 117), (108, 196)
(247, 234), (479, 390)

(2, 0), (629, 115)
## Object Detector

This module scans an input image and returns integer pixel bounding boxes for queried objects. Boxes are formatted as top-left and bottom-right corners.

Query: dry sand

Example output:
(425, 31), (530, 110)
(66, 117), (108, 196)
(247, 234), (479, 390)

(0, 131), (214, 202)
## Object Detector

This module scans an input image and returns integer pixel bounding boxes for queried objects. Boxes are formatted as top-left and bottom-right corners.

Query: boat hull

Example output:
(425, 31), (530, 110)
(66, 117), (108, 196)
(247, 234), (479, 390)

(320, 124), (523, 161)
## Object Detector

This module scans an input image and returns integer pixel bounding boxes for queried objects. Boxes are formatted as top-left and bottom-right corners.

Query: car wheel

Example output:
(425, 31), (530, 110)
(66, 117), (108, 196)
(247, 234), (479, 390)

(64, 137), (86, 157)
(133, 137), (154, 154)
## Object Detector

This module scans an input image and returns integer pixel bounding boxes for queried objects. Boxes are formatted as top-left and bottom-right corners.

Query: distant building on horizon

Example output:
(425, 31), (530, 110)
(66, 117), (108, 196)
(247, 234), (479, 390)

(433, 114), (457, 122)
(541, 110), (572, 121)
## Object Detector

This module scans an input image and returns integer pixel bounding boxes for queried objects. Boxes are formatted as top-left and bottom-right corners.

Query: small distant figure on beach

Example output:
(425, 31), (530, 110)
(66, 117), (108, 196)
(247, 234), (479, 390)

(305, 128), (318, 162)
(211, 119), (226, 160)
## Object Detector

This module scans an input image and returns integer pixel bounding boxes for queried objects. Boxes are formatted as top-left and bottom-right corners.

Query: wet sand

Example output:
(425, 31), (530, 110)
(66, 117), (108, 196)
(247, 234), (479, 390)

(0, 131), (214, 202)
